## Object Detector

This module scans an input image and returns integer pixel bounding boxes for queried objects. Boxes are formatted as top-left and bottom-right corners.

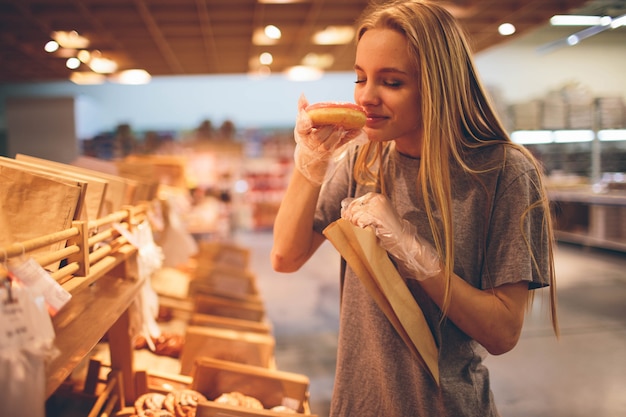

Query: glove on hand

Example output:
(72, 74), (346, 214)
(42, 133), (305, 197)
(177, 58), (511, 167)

(341, 192), (441, 280)
(294, 95), (365, 185)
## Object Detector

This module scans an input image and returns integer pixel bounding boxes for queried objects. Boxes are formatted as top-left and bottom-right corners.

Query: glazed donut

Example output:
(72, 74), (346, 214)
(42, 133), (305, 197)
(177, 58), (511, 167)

(305, 101), (366, 130)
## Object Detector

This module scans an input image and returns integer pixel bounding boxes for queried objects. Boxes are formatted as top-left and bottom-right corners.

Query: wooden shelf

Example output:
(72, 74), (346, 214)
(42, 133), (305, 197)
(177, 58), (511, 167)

(550, 188), (626, 252)
(46, 245), (142, 398)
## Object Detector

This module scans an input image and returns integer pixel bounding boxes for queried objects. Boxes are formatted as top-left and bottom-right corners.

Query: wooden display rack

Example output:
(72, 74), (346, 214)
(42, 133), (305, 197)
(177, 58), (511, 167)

(0, 203), (149, 413)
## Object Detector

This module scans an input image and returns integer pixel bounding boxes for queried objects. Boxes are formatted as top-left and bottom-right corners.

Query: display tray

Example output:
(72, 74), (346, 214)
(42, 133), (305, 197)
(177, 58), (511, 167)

(193, 293), (266, 322)
(188, 276), (263, 304)
(189, 312), (273, 334)
(179, 325), (276, 375)
(191, 357), (316, 416)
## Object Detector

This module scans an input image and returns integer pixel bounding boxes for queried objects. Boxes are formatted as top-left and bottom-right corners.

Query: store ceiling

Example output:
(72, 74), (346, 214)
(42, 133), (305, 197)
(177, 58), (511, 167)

(0, 0), (621, 84)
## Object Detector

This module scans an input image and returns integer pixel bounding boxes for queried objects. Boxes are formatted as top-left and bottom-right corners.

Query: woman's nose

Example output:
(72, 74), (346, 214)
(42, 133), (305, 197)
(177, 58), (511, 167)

(356, 83), (380, 107)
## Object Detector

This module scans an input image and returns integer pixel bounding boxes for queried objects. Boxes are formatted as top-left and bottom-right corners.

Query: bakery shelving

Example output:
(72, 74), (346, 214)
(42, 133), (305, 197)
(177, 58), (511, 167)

(0, 204), (148, 411)
(549, 187), (626, 252)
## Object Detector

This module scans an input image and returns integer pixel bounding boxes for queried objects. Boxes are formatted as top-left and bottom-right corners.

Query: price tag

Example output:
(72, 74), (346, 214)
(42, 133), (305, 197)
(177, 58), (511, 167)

(0, 285), (55, 351)
(8, 257), (72, 315)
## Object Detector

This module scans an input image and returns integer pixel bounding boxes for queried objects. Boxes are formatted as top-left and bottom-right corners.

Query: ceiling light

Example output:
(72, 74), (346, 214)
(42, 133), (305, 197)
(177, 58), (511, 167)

(51, 30), (89, 49)
(285, 65), (323, 81)
(498, 23), (516, 36)
(66, 57), (81, 69)
(598, 129), (626, 141)
(264, 25), (282, 40)
(302, 52), (334, 69)
(567, 34), (580, 45)
(77, 50), (91, 63)
(69, 72), (106, 85)
(312, 26), (355, 45)
(511, 130), (553, 145)
(109, 69), (152, 85)
(611, 15), (626, 28)
(259, 52), (273, 65)
(550, 15), (608, 26)
(89, 56), (118, 74)
(553, 130), (594, 143)
(44, 40), (59, 53)
(253, 28), (279, 45)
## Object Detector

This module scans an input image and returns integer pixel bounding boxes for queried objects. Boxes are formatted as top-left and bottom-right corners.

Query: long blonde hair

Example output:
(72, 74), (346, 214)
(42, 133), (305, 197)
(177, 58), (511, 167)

(354, 0), (559, 336)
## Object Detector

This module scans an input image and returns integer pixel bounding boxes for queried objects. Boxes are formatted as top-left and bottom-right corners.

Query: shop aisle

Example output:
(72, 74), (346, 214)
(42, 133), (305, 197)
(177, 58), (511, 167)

(235, 230), (626, 417)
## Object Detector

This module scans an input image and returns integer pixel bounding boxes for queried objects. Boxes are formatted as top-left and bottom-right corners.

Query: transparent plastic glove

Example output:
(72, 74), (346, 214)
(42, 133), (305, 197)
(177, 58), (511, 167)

(341, 192), (441, 280)
(294, 94), (366, 185)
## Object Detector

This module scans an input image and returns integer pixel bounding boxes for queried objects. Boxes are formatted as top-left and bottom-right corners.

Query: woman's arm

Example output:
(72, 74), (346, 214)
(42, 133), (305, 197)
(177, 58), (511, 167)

(342, 192), (531, 355)
(419, 273), (529, 355)
(271, 169), (326, 273)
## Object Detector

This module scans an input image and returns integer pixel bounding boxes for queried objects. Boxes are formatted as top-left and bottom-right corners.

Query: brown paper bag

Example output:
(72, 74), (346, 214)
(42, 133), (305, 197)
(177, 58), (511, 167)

(0, 156), (88, 221)
(0, 165), (82, 267)
(6, 156), (108, 221)
(17, 154), (130, 215)
(323, 218), (439, 384)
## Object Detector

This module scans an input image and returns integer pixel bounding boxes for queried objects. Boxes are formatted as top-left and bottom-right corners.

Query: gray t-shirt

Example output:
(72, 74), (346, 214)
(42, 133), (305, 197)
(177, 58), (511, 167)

(313, 143), (550, 417)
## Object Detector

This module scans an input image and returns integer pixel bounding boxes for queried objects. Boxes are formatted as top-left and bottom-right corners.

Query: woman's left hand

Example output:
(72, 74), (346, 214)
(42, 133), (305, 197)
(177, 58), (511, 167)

(341, 192), (441, 280)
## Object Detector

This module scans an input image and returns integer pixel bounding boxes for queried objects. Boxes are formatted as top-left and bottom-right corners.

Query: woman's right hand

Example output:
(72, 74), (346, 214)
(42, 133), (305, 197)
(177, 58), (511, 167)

(294, 95), (364, 185)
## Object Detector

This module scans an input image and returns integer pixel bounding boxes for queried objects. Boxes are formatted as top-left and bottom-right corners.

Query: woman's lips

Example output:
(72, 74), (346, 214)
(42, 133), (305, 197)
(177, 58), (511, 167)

(366, 113), (387, 126)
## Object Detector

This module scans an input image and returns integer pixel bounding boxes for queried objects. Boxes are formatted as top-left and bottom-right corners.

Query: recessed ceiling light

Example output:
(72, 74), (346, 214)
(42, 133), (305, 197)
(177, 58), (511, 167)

(109, 69), (152, 85)
(312, 26), (355, 45)
(70, 72), (106, 85)
(253, 27), (279, 45)
(284, 65), (323, 81)
(498, 23), (516, 36)
(264, 25), (281, 40)
(302, 52), (334, 69)
(77, 50), (91, 63)
(51, 30), (89, 49)
(259, 52), (273, 65)
(44, 40), (59, 53)
(66, 57), (81, 69)
(89, 56), (118, 74)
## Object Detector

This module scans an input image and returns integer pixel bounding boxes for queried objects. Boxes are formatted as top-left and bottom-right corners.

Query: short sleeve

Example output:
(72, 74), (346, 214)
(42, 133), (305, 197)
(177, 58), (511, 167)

(484, 149), (551, 290)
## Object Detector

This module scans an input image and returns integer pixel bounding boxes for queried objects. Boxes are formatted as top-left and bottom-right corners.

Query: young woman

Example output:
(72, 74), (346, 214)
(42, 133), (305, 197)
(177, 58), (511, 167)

(271, 1), (559, 415)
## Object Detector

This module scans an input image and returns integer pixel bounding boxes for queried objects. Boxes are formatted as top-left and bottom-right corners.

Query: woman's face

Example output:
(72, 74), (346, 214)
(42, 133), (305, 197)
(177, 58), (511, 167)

(354, 28), (423, 157)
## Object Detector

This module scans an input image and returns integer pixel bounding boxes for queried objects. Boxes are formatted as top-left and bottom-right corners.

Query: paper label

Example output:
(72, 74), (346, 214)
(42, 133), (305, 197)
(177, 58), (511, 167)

(8, 257), (72, 315)
(0, 285), (55, 351)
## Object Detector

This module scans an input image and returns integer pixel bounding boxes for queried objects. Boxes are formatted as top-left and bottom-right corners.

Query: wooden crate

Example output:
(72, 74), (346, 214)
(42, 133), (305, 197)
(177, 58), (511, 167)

(191, 358), (316, 416)
(189, 313), (273, 335)
(193, 294), (266, 322)
(179, 326), (275, 375)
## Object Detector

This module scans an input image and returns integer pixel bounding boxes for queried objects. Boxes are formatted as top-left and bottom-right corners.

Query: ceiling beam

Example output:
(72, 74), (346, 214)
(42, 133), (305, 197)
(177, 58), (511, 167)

(133, 0), (185, 73)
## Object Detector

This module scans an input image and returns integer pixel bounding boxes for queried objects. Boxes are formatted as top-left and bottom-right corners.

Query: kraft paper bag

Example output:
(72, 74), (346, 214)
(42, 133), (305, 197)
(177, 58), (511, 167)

(9, 155), (107, 221)
(0, 165), (82, 269)
(323, 218), (439, 384)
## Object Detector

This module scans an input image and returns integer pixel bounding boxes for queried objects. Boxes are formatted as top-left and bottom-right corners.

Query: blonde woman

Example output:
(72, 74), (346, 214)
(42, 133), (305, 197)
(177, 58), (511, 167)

(271, 1), (559, 415)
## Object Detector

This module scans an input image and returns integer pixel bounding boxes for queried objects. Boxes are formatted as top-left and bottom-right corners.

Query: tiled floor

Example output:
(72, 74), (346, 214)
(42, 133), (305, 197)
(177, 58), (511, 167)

(235, 231), (626, 417)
